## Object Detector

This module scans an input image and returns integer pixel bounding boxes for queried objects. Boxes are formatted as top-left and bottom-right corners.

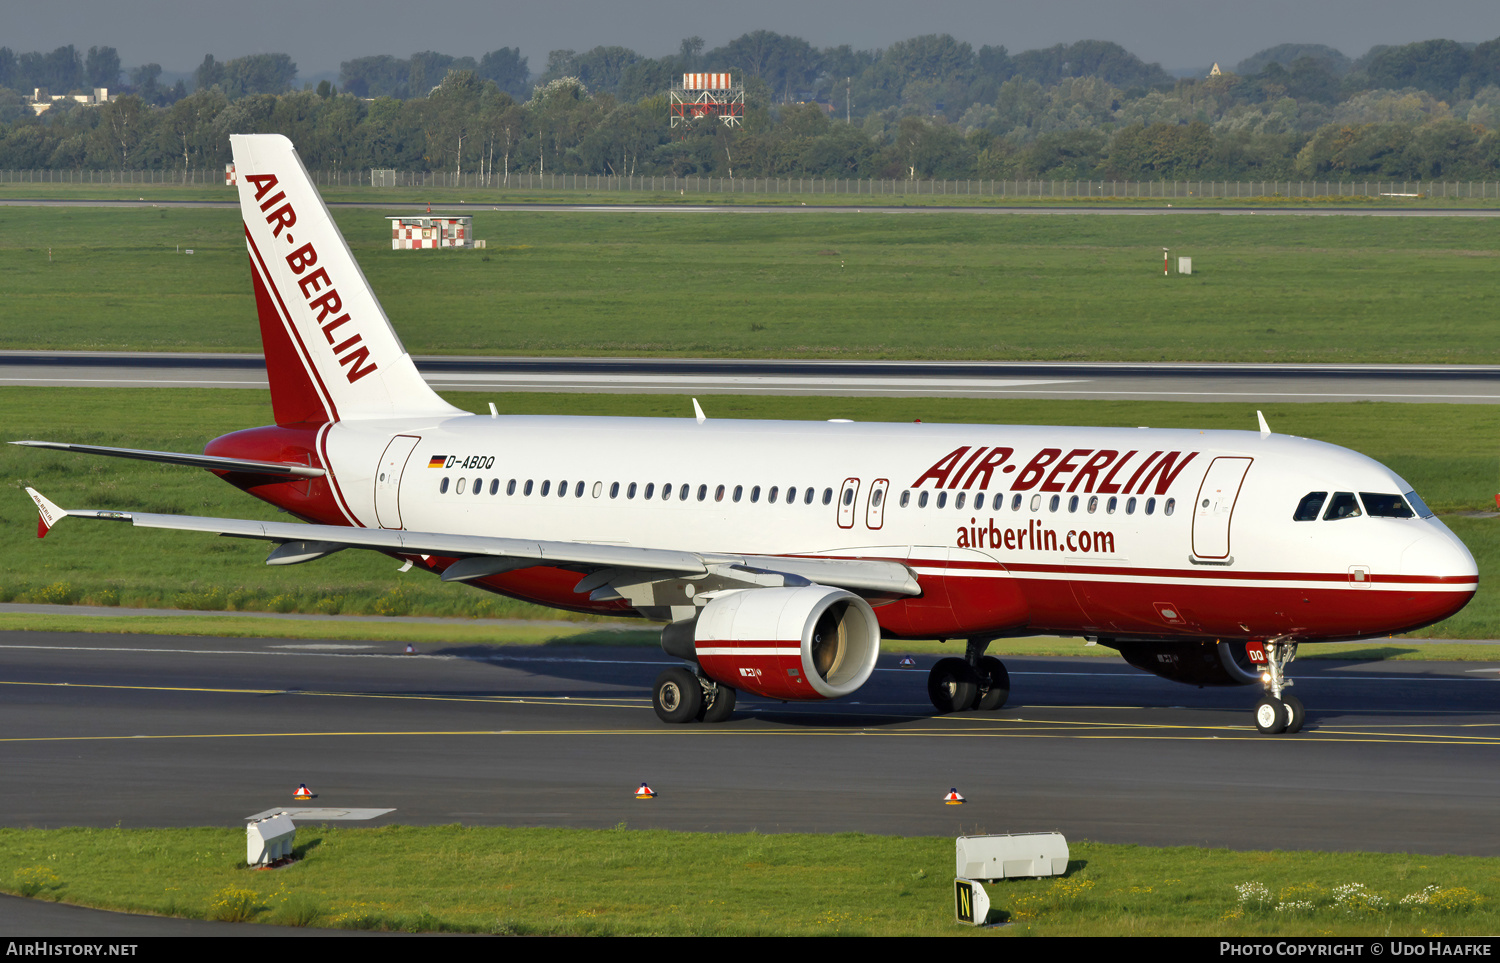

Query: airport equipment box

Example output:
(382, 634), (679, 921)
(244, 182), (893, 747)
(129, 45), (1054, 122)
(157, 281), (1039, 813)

(955, 832), (1069, 880)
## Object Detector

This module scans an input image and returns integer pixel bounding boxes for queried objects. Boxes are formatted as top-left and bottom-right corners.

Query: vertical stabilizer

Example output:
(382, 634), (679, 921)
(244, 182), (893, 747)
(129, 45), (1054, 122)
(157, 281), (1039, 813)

(231, 134), (462, 425)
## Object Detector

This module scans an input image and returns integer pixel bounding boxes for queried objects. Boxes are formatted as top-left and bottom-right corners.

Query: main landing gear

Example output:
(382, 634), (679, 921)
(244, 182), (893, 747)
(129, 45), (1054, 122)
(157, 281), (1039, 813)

(1252, 639), (1305, 735)
(652, 666), (737, 724)
(928, 639), (1010, 714)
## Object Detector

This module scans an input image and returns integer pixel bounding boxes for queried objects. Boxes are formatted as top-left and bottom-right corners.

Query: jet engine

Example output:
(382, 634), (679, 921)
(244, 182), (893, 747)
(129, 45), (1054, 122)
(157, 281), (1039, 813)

(676, 586), (881, 701)
(1106, 639), (1261, 687)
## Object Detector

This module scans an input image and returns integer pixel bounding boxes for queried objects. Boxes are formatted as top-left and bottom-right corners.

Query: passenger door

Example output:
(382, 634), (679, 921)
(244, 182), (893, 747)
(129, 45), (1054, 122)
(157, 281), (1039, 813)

(1192, 457), (1253, 560)
(374, 435), (422, 529)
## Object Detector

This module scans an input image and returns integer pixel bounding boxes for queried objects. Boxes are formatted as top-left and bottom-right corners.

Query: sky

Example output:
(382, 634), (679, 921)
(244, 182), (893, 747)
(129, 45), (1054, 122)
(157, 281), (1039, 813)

(15, 0), (1500, 79)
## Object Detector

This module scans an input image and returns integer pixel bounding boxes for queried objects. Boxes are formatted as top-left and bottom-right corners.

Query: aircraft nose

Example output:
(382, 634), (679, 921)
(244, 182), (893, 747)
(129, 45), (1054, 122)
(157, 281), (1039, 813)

(1398, 523), (1478, 624)
(1400, 523), (1478, 582)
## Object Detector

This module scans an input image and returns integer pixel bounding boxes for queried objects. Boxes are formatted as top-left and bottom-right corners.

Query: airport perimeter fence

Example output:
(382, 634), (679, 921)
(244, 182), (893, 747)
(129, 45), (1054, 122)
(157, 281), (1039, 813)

(4, 166), (1500, 199)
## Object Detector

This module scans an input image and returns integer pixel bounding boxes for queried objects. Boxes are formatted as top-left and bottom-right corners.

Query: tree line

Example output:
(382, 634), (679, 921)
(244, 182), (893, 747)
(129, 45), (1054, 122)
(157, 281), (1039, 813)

(3, 32), (1500, 181)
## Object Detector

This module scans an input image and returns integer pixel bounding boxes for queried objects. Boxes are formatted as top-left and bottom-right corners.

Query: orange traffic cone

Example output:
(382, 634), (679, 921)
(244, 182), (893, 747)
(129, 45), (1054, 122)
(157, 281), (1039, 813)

(294, 783), (313, 800)
(899, 656), (916, 668)
(944, 788), (966, 805)
(635, 782), (655, 800)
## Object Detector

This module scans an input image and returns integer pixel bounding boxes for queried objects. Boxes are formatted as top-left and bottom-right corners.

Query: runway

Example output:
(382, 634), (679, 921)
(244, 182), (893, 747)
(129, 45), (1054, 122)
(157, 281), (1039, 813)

(5, 198), (1500, 218)
(1, 630), (1496, 856)
(5, 352), (1500, 402)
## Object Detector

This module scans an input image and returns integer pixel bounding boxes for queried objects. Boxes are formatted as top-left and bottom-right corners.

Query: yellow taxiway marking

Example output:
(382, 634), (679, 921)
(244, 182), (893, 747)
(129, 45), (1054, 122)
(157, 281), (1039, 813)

(3, 681), (1496, 746)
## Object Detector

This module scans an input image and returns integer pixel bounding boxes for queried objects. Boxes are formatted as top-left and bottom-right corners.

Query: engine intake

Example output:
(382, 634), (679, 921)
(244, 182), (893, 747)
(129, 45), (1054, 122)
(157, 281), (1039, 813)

(687, 586), (881, 701)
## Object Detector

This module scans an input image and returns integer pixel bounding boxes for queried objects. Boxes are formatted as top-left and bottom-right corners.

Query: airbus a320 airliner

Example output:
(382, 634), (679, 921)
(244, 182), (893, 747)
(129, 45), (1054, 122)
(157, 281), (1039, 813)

(19, 134), (1477, 733)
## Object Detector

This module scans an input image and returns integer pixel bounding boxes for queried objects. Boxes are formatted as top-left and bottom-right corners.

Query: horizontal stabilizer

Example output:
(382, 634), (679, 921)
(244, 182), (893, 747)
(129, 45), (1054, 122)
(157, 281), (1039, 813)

(11, 441), (325, 478)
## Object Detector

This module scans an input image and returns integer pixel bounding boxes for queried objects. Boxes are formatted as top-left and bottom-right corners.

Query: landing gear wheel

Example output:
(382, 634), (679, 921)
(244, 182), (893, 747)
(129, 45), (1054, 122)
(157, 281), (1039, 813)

(928, 657), (979, 714)
(698, 684), (737, 724)
(974, 656), (1010, 711)
(653, 667), (703, 724)
(1253, 696), (1288, 734)
(1281, 693), (1305, 734)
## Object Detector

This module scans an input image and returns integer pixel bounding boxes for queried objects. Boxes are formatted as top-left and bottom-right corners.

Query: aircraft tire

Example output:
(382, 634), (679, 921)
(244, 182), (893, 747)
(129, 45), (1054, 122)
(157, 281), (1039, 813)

(698, 684), (737, 723)
(1253, 696), (1288, 734)
(1281, 693), (1306, 734)
(974, 656), (1010, 711)
(653, 667), (703, 724)
(928, 657), (980, 714)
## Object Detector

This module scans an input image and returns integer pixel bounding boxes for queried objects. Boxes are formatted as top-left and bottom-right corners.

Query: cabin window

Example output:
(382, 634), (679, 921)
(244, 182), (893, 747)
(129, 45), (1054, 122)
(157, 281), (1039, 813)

(697, 484), (708, 502)
(627, 482), (636, 499)
(1145, 497), (1156, 515)
(1087, 496), (1098, 514)
(955, 492), (966, 510)
(576, 481), (586, 497)
(1164, 498), (1175, 516)
(974, 492), (984, 510)
(936, 492), (947, 509)
(1361, 493), (1415, 518)
(456, 478), (467, 494)
(1012, 494), (1022, 511)
(822, 488), (833, 505)
(592, 482), (602, 498)
(769, 486), (779, 503)
(524, 479), (534, 496)
(1068, 495), (1079, 513)
(805, 488), (816, 505)
(786, 487), (797, 504)
(679, 484), (690, 501)
(1048, 495), (1060, 512)
(750, 485), (760, 503)
(490, 479), (500, 495)
(506, 479), (516, 496)
(663, 483), (673, 501)
(842, 488), (855, 506)
(440, 477), (450, 494)
(1324, 492), (1361, 521)
(473, 478), (483, 496)
(1126, 497), (1137, 514)
(539, 480), (550, 496)
(609, 482), (619, 498)
(1106, 496), (1117, 514)
(919, 491), (930, 508)
(1030, 494), (1041, 512)
(643, 483), (654, 499)
(900, 490), (910, 508)
(873, 489), (884, 508)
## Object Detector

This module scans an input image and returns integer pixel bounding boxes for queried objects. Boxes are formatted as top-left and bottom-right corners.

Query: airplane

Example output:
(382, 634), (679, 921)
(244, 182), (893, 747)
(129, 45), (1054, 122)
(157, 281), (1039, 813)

(17, 134), (1478, 734)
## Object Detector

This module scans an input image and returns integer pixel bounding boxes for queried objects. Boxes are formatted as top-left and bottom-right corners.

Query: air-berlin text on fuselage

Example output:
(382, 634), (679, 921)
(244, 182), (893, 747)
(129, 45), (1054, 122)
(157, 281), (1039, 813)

(243, 172), (378, 384)
(912, 445), (1198, 496)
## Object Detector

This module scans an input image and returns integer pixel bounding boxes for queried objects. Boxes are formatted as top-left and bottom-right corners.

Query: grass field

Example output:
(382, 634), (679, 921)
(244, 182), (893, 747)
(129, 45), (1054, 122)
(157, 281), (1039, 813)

(4, 387), (1497, 638)
(3, 205), (1499, 362)
(1, 826), (1496, 935)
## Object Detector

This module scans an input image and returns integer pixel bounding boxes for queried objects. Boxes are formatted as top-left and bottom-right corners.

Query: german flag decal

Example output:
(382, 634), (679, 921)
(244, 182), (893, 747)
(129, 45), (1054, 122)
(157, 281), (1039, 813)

(428, 455), (446, 468)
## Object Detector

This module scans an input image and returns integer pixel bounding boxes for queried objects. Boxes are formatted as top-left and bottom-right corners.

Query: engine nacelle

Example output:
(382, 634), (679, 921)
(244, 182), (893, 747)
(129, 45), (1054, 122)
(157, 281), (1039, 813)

(1107, 640), (1260, 687)
(689, 586), (881, 701)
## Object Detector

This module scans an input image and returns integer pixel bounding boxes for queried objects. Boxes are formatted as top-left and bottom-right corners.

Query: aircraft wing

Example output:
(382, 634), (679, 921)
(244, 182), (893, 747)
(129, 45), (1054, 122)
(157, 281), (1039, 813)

(24, 489), (920, 598)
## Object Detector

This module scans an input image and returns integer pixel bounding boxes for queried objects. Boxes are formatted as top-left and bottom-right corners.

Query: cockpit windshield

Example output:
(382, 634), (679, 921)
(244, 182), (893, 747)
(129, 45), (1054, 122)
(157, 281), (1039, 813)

(1361, 493), (1415, 518)
(1403, 490), (1435, 518)
(1323, 492), (1361, 521)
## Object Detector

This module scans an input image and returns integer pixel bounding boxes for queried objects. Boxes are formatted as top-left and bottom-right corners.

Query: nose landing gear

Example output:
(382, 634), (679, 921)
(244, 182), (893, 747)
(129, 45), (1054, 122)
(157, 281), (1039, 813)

(1251, 639), (1304, 734)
